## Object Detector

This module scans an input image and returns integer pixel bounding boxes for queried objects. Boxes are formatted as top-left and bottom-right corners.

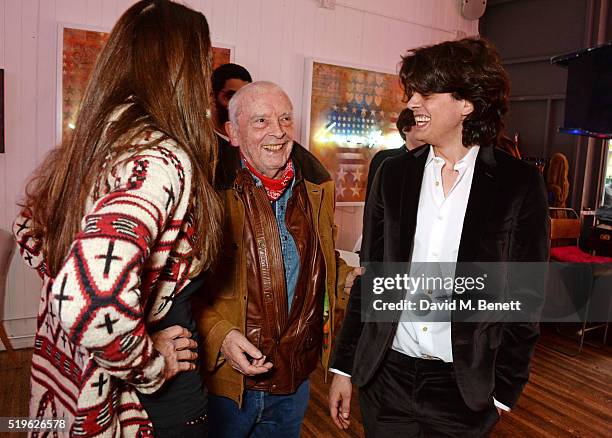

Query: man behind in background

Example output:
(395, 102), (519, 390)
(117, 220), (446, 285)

(211, 63), (252, 146)
(365, 107), (426, 198)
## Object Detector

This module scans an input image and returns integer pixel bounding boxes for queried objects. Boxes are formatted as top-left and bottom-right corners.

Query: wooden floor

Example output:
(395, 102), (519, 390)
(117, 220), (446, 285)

(1, 327), (610, 437)
(303, 326), (612, 438)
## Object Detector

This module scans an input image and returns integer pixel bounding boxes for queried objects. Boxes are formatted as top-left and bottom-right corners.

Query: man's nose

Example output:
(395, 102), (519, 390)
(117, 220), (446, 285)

(269, 118), (285, 138)
(407, 93), (422, 109)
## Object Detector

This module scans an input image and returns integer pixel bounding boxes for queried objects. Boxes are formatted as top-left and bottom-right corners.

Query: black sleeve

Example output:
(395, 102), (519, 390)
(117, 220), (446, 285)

(330, 157), (387, 374)
(494, 167), (549, 407)
(365, 151), (387, 202)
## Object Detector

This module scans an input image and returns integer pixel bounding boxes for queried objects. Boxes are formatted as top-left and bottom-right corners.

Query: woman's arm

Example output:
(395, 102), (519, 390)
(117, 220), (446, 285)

(13, 209), (46, 278)
(49, 146), (190, 393)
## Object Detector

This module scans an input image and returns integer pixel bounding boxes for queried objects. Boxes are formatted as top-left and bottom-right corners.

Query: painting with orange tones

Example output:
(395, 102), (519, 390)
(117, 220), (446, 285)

(60, 26), (231, 143)
(305, 61), (406, 203)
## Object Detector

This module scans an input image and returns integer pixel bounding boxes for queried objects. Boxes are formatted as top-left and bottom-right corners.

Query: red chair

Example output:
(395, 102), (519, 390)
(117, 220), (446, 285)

(550, 208), (612, 263)
(548, 208), (612, 355)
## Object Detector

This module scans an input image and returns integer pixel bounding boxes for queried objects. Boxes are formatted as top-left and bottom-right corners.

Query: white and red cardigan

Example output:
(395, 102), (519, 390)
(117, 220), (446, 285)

(14, 132), (199, 437)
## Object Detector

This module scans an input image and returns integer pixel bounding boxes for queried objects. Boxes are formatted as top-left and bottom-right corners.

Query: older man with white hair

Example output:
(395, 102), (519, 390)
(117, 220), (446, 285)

(194, 81), (350, 437)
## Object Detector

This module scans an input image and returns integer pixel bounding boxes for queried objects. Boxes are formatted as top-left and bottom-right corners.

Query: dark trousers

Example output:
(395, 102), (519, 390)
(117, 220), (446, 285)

(359, 350), (500, 438)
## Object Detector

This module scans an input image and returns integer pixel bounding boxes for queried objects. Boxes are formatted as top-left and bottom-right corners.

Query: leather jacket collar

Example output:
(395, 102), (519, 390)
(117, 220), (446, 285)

(215, 142), (331, 190)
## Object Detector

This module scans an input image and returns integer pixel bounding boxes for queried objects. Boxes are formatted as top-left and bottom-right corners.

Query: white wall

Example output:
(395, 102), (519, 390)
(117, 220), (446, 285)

(0, 0), (478, 348)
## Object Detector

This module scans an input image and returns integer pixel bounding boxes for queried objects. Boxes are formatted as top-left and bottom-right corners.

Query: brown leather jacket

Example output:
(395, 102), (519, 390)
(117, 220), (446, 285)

(194, 143), (349, 406)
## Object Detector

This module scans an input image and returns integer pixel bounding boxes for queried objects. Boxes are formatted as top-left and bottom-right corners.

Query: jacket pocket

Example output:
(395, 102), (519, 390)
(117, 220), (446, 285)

(294, 322), (323, 378)
(303, 322), (323, 350)
(245, 325), (262, 350)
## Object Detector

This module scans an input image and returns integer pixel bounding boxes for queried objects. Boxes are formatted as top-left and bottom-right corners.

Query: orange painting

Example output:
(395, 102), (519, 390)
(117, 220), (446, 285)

(307, 62), (406, 203)
(61, 27), (231, 142)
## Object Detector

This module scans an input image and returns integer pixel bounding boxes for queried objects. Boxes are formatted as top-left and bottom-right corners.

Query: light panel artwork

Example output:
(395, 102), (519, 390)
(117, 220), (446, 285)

(307, 61), (406, 203)
(61, 27), (231, 143)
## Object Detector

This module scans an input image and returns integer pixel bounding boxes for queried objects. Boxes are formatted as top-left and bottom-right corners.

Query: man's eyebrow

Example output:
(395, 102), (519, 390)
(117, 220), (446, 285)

(248, 111), (293, 121)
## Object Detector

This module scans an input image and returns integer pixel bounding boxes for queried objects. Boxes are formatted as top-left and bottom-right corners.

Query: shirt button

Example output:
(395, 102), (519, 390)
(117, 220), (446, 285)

(437, 216), (443, 220)
(427, 289), (433, 295)
(435, 181), (440, 186)
(422, 326), (428, 332)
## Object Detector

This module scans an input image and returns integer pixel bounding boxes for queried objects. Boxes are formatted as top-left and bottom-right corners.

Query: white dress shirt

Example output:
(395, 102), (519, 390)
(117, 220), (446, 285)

(391, 145), (479, 361)
(331, 145), (510, 411)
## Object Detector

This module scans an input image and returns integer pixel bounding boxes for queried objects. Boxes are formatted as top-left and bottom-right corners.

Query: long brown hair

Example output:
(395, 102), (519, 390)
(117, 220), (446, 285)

(22, 0), (222, 277)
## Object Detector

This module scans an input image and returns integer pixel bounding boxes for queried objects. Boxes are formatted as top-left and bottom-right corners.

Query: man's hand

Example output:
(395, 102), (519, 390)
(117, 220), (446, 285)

(220, 330), (273, 376)
(329, 374), (352, 430)
(151, 325), (198, 381)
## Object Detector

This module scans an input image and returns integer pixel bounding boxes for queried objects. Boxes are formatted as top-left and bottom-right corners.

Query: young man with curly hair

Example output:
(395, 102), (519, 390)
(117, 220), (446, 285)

(329, 38), (549, 437)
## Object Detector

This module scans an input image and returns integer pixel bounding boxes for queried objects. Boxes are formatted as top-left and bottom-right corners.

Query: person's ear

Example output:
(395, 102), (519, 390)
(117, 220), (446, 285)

(461, 100), (474, 117)
(226, 122), (240, 147)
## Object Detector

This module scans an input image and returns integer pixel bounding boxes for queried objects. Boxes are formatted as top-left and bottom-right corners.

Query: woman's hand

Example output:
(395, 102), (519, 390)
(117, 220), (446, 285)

(151, 325), (198, 380)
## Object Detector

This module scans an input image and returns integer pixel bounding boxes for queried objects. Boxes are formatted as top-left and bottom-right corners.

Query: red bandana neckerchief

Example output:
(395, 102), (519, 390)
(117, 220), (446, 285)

(242, 155), (295, 201)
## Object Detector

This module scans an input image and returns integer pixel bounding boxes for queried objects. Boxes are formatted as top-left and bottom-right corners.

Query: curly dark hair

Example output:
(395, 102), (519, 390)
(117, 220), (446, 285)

(398, 37), (510, 148)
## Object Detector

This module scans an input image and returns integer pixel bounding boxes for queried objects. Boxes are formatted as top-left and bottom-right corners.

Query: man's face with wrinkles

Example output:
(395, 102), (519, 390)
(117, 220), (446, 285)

(228, 87), (294, 179)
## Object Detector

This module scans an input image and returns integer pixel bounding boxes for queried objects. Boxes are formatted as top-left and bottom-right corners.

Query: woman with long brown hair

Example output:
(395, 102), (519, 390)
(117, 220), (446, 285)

(12, 1), (222, 436)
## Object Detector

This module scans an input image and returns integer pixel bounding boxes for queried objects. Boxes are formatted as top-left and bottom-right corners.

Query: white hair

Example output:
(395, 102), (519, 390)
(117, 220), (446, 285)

(227, 81), (292, 129)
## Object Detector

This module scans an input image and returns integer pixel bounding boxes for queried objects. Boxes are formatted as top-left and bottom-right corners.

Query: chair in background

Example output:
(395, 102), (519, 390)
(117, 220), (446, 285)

(0, 228), (18, 364)
(549, 207), (612, 263)
(548, 208), (612, 355)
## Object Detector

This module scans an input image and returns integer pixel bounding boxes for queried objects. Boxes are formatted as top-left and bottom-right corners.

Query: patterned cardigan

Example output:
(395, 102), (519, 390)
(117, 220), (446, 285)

(13, 131), (199, 437)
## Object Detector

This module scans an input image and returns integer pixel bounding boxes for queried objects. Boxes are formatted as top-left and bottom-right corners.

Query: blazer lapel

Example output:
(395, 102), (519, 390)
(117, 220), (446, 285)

(398, 146), (428, 261)
(457, 146), (498, 262)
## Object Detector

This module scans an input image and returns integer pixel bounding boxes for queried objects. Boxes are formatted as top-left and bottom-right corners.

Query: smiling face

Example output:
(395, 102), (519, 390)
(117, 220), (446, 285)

(227, 85), (294, 178)
(407, 92), (473, 149)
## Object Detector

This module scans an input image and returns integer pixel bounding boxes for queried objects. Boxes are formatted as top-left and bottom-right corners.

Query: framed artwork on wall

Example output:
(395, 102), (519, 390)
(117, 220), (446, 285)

(302, 59), (406, 205)
(56, 23), (233, 144)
